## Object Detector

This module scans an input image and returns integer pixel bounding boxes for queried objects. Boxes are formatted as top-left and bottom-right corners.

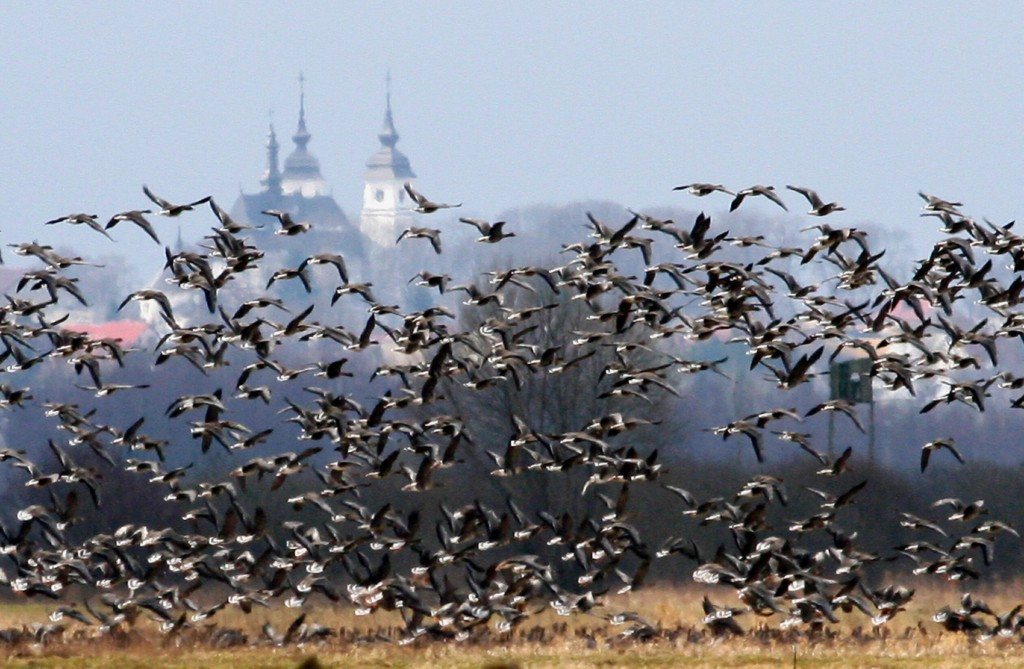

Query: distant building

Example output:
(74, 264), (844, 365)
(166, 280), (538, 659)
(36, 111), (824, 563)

(133, 76), (426, 328)
(228, 76), (421, 258)
(359, 80), (418, 247)
(228, 81), (365, 260)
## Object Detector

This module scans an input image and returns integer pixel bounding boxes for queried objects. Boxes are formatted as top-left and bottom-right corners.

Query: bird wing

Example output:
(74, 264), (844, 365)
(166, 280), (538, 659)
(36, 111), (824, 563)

(459, 217), (489, 234)
(786, 185), (823, 208)
(142, 185), (173, 209)
(403, 182), (427, 206)
(761, 187), (789, 211)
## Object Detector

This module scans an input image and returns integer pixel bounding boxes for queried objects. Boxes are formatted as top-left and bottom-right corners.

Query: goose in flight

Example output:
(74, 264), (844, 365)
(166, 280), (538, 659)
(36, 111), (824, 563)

(210, 198), (260, 232)
(396, 226), (442, 254)
(106, 209), (159, 244)
(118, 288), (176, 325)
(298, 253), (348, 284)
(404, 182), (461, 213)
(673, 183), (734, 197)
(730, 185), (788, 212)
(45, 213), (113, 240)
(920, 437), (965, 472)
(786, 185), (846, 216)
(261, 209), (311, 235)
(143, 185), (211, 216)
(918, 190), (963, 215)
(459, 217), (516, 243)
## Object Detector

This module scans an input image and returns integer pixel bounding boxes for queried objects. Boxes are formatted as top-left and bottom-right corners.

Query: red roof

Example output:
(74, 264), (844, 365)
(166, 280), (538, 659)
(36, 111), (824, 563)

(64, 320), (148, 346)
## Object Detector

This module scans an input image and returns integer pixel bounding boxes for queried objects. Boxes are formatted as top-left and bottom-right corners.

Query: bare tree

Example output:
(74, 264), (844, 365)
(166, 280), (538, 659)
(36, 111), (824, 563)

(421, 277), (685, 535)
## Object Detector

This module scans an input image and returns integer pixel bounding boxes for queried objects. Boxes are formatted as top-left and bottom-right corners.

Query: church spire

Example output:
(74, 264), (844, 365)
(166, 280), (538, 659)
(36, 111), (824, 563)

(280, 73), (329, 197)
(293, 72), (311, 151)
(365, 71), (413, 179)
(378, 70), (399, 148)
(360, 71), (416, 247)
(260, 119), (282, 195)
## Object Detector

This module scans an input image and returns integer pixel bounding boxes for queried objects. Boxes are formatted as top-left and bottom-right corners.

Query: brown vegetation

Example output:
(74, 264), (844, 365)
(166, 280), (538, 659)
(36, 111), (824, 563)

(2, 585), (1024, 668)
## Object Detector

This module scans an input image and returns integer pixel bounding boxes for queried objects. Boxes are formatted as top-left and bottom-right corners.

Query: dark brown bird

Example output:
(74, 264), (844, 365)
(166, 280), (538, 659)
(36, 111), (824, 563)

(105, 209), (159, 244)
(262, 209), (312, 235)
(403, 182), (461, 213)
(806, 399), (866, 433)
(409, 271), (451, 293)
(673, 183), (734, 197)
(143, 185), (211, 216)
(459, 217), (516, 243)
(920, 438), (965, 472)
(918, 190), (963, 215)
(397, 226), (442, 254)
(297, 253), (348, 284)
(730, 185), (788, 212)
(117, 289), (176, 324)
(932, 497), (987, 522)
(816, 445), (854, 477)
(786, 185), (846, 216)
(45, 213), (113, 240)
(209, 197), (260, 232)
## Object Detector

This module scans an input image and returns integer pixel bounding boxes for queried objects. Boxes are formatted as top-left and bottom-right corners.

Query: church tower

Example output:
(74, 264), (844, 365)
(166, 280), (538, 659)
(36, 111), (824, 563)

(228, 75), (361, 259)
(259, 123), (283, 196)
(280, 74), (330, 198)
(360, 75), (416, 247)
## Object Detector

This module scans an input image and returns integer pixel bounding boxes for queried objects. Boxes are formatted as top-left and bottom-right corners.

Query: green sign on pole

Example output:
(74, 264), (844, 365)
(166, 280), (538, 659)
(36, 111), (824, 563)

(830, 358), (873, 404)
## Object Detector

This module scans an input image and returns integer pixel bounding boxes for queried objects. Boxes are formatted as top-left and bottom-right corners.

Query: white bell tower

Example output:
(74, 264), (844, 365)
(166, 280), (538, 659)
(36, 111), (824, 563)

(360, 73), (416, 246)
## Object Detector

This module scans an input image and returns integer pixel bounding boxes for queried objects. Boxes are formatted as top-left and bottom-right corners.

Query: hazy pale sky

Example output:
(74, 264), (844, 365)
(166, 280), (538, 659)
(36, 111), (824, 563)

(2, 2), (1023, 271)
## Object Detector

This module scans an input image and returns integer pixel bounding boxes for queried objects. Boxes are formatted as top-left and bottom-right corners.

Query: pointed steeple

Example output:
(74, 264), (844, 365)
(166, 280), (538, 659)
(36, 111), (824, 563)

(361, 72), (417, 247)
(292, 71), (311, 151)
(378, 70), (399, 149)
(260, 121), (282, 195)
(229, 75), (352, 240)
(366, 72), (414, 181)
(281, 72), (329, 198)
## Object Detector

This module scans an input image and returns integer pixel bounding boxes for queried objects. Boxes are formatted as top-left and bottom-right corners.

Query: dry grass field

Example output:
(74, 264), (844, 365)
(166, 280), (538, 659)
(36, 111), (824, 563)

(2, 583), (1023, 668)
(8, 643), (1024, 669)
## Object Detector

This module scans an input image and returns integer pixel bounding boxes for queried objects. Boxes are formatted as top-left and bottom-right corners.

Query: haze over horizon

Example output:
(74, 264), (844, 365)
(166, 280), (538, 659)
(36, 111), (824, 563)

(4, 6), (1024, 650)
(3, 3), (1023, 274)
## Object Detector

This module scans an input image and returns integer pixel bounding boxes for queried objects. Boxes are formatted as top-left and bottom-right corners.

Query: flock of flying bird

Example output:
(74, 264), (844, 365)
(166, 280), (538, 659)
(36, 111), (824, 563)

(0, 179), (1023, 648)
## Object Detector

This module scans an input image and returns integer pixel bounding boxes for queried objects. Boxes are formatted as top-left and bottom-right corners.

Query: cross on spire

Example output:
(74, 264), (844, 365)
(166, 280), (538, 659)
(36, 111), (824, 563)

(292, 72), (310, 149)
(378, 70), (399, 148)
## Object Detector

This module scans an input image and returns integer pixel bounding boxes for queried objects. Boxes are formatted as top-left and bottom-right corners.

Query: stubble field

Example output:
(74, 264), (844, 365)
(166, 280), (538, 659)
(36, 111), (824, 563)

(2, 583), (1023, 668)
